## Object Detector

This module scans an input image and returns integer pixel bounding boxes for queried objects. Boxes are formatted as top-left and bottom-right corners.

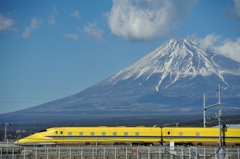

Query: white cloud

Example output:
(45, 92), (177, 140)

(233, 0), (240, 18)
(197, 34), (240, 62)
(83, 23), (104, 42)
(215, 38), (240, 62)
(0, 14), (14, 31)
(48, 16), (56, 25)
(71, 10), (81, 19)
(64, 34), (79, 41)
(22, 18), (41, 39)
(107, 0), (196, 41)
(198, 34), (221, 50)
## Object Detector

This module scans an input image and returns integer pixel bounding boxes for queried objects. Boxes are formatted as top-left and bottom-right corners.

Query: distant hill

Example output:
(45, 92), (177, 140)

(173, 114), (240, 127)
(1, 38), (240, 124)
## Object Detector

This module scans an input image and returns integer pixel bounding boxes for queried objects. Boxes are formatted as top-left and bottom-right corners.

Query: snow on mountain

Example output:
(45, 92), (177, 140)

(106, 38), (240, 92)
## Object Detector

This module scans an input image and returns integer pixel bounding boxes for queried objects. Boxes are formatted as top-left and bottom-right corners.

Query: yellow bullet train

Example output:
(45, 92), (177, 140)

(14, 126), (240, 146)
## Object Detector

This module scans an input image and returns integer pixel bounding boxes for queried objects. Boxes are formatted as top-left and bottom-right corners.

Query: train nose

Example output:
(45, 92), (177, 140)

(14, 140), (21, 145)
(14, 138), (33, 146)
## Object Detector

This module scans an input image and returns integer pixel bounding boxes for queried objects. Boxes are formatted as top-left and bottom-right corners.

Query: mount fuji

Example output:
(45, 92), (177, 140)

(105, 38), (240, 95)
(1, 38), (240, 123)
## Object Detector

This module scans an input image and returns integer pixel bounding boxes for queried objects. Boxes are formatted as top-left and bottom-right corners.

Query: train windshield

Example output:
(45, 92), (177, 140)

(37, 129), (47, 133)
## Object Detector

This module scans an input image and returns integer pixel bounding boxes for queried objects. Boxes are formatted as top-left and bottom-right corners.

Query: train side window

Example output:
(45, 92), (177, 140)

(55, 131), (58, 135)
(80, 132), (84, 136)
(168, 131), (170, 135)
(60, 131), (63, 135)
(179, 132), (183, 136)
(68, 132), (72, 136)
(113, 132), (117, 136)
(102, 132), (106, 136)
(91, 132), (95, 136)
(135, 132), (139, 136)
(196, 132), (200, 136)
(124, 132), (128, 136)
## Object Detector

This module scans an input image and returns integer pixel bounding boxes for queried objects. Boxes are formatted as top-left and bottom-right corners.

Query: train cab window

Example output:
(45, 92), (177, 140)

(113, 132), (117, 136)
(55, 131), (58, 135)
(80, 132), (84, 136)
(124, 132), (128, 136)
(135, 132), (139, 136)
(168, 131), (171, 135)
(60, 131), (63, 135)
(102, 132), (106, 136)
(179, 132), (183, 136)
(68, 132), (72, 136)
(196, 132), (200, 136)
(38, 129), (47, 133)
(91, 132), (95, 136)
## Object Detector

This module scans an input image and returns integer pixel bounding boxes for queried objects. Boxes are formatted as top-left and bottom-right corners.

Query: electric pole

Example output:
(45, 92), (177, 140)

(2, 123), (11, 142)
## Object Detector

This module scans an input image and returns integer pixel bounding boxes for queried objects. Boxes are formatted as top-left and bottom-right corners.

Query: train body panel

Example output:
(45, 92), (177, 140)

(162, 127), (240, 146)
(50, 127), (161, 145)
(14, 126), (240, 146)
(15, 127), (161, 146)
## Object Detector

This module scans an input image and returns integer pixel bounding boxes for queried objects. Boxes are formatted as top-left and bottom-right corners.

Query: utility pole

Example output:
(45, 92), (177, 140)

(203, 84), (224, 158)
(203, 93), (206, 127)
(217, 84), (222, 147)
(202, 84), (223, 146)
(2, 123), (11, 142)
(203, 84), (222, 137)
(216, 84), (225, 159)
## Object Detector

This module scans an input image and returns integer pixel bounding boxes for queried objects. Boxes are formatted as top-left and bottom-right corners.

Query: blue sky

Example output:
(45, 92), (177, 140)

(0, 0), (240, 114)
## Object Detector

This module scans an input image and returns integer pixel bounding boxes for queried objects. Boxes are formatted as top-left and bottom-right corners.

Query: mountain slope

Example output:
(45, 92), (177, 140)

(1, 38), (240, 123)
(105, 38), (240, 92)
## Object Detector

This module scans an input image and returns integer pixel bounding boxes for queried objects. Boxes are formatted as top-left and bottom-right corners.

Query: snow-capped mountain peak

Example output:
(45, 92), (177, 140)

(106, 38), (240, 91)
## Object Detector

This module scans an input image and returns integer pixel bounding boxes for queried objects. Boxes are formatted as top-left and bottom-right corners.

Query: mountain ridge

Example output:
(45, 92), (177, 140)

(1, 38), (240, 123)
